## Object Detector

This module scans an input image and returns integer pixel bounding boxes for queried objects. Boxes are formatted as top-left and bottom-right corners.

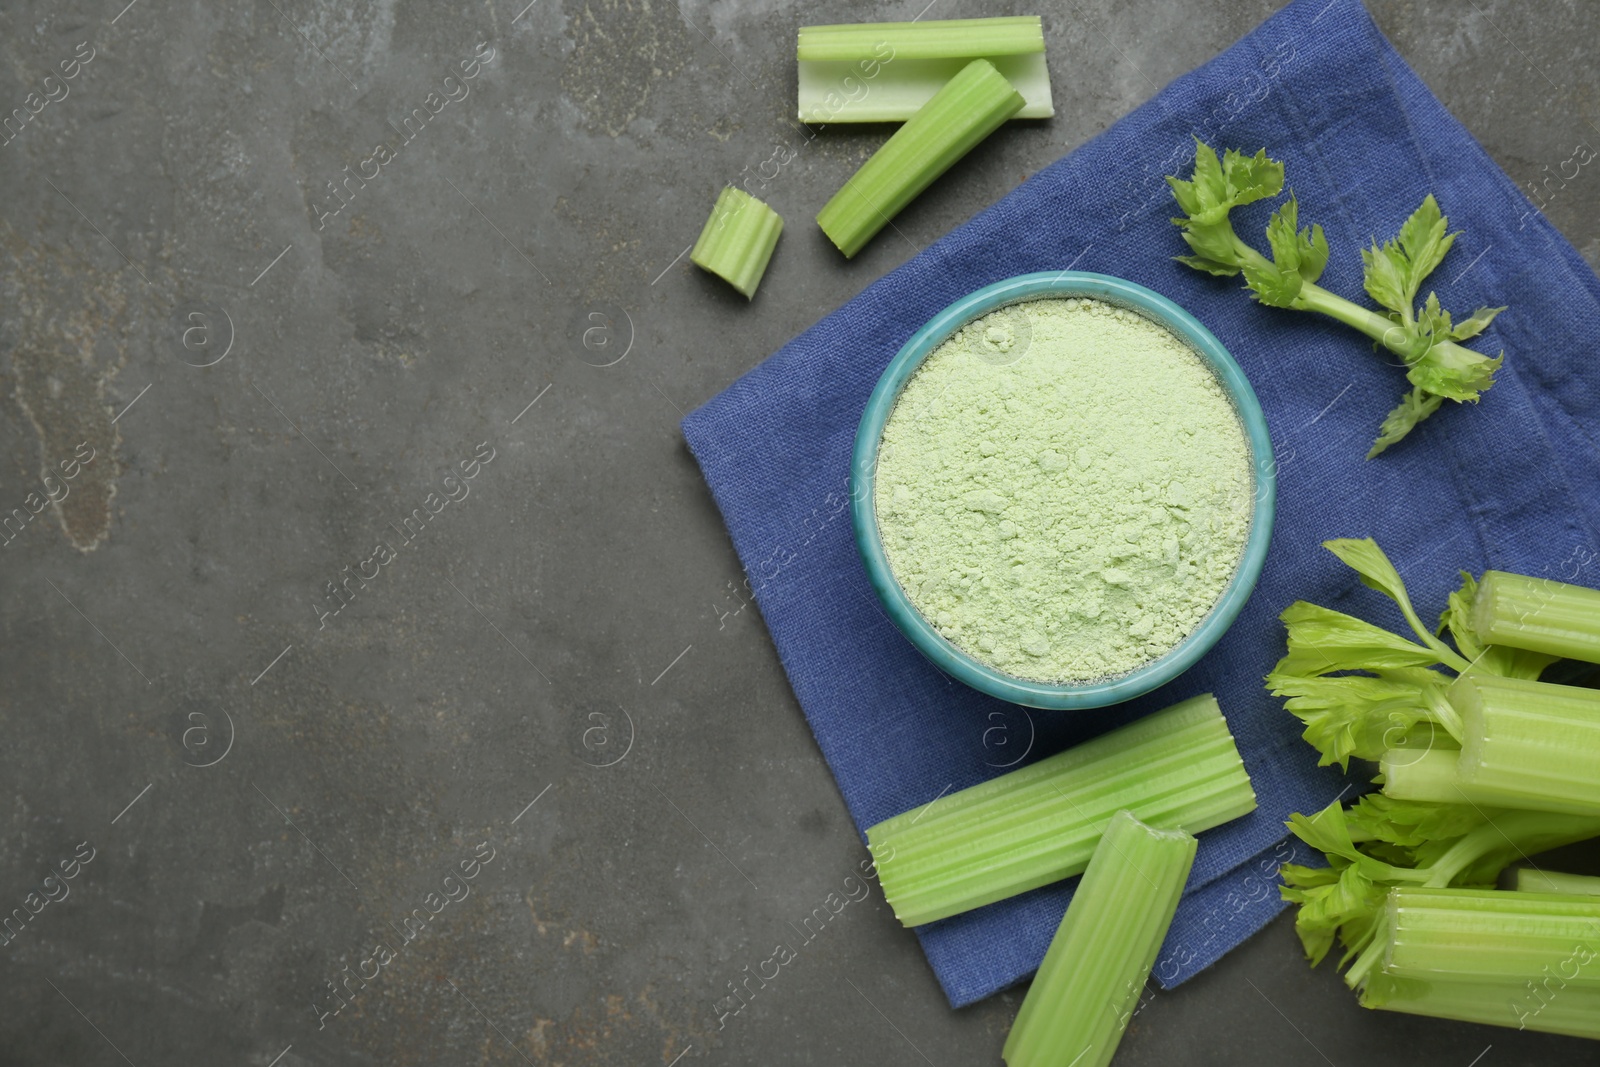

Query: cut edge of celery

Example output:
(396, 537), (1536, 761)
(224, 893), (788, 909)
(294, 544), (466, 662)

(797, 17), (1045, 61)
(797, 54), (1052, 123)
(689, 187), (783, 299)
(1514, 867), (1600, 896)
(1472, 569), (1600, 663)
(815, 58), (1023, 259)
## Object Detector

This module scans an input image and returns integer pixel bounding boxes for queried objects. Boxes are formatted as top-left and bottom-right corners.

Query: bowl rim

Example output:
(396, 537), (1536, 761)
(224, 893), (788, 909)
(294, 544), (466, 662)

(849, 270), (1277, 710)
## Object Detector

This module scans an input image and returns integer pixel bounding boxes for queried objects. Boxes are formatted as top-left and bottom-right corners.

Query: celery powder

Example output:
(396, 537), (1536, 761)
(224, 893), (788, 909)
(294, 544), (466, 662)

(873, 297), (1253, 684)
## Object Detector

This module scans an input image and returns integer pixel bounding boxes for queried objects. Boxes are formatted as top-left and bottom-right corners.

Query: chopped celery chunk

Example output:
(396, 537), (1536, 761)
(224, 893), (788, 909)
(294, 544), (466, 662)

(1379, 745), (1544, 810)
(866, 694), (1254, 926)
(1370, 886), (1600, 988)
(1515, 868), (1600, 896)
(815, 58), (1023, 259)
(1472, 569), (1600, 664)
(797, 17), (1052, 123)
(689, 186), (783, 299)
(1362, 972), (1600, 1039)
(1452, 670), (1600, 815)
(1003, 811), (1195, 1067)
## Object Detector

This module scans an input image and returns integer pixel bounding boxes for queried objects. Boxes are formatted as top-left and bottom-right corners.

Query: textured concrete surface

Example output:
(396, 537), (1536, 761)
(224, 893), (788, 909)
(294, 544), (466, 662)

(1, 1), (1596, 1064)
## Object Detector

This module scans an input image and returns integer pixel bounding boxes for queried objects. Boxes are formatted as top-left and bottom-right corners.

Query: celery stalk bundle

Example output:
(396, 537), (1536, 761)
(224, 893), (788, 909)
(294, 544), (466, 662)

(866, 694), (1254, 926)
(1268, 537), (1600, 1040)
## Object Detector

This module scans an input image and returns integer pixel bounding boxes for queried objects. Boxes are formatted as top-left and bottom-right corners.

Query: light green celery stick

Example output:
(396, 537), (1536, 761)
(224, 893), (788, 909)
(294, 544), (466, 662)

(689, 187), (783, 299)
(815, 59), (1023, 259)
(797, 17), (1052, 122)
(1452, 671), (1600, 815)
(1379, 746), (1544, 810)
(1003, 811), (1195, 1067)
(1366, 886), (1600, 989)
(1362, 972), (1600, 1039)
(1472, 569), (1600, 664)
(1516, 868), (1600, 896)
(866, 694), (1254, 927)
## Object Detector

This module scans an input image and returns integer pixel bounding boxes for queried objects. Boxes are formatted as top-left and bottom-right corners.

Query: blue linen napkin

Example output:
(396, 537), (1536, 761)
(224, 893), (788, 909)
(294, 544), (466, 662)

(682, 0), (1600, 1008)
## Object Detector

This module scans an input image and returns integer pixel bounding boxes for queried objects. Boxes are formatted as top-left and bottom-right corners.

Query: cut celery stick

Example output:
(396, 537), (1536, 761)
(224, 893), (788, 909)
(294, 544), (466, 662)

(1362, 972), (1600, 1039)
(1452, 670), (1600, 815)
(1375, 886), (1600, 988)
(866, 694), (1254, 926)
(1003, 811), (1195, 1067)
(797, 17), (1052, 123)
(1472, 569), (1600, 664)
(815, 59), (1023, 259)
(1515, 868), (1600, 896)
(689, 187), (783, 299)
(1379, 746), (1542, 810)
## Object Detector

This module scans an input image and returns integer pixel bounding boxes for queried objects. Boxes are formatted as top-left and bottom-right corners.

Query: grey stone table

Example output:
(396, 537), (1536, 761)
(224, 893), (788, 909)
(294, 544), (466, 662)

(2, 1), (1596, 1064)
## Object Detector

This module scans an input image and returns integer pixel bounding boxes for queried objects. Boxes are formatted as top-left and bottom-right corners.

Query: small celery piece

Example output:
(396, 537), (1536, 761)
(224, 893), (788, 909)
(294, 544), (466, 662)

(1453, 671), (1600, 815)
(797, 17), (1052, 123)
(1354, 886), (1600, 991)
(815, 58), (1023, 259)
(866, 694), (1254, 926)
(1002, 811), (1196, 1067)
(689, 186), (783, 299)
(1379, 746), (1533, 810)
(1472, 569), (1600, 664)
(1515, 868), (1600, 895)
(1362, 972), (1600, 1039)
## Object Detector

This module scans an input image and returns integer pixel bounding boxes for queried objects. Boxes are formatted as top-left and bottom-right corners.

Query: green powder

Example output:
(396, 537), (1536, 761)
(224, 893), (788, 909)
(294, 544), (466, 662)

(873, 296), (1253, 684)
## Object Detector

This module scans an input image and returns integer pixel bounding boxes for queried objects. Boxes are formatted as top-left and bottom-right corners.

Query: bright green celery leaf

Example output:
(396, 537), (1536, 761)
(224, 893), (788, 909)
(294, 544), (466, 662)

(796, 17), (1051, 122)
(1453, 670), (1600, 815)
(1167, 141), (1283, 226)
(815, 58), (1023, 258)
(689, 187), (784, 299)
(1515, 868), (1600, 895)
(1394, 195), (1456, 297)
(1167, 142), (1281, 278)
(1274, 601), (1445, 676)
(1002, 811), (1195, 1067)
(1361, 195), (1457, 317)
(866, 694), (1254, 926)
(1246, 195), (1329, 308)
(1376, 886), (1600, 988)
(1362, 971), (1600, 1039)
(1448, 304), (1506, 341)
(1472, 569), (1600, 665)
(1404, 340), (1501, 401)
(1322, 538), (1472, 670)
(1367, 386), (1444, 457)
(1344, 793), (1487, 849)
(1266, 667), (1449, 769)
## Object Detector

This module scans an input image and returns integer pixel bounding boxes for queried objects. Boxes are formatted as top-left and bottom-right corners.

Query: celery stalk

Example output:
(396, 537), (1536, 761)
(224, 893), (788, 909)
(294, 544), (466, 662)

(1516, 868), (1600, 896)
(1472, 569), (1600, 664)
(1452, 671), (1600, 815)
(866, 694), (1254, 926)
(797, 17), (1052, 123)
(1372, 886), (1600, 988)
(815, 59), (1023, 259)
(1379, 746), (1541, 810)
(689, 187), (783, 299)
(1003, 811), (1195, 1067)
(1362, 972), (1600, 1039)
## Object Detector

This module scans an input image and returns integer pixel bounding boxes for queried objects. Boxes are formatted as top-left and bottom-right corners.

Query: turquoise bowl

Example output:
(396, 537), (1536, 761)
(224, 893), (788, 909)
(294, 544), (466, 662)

(850, 271), (1276, 710)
